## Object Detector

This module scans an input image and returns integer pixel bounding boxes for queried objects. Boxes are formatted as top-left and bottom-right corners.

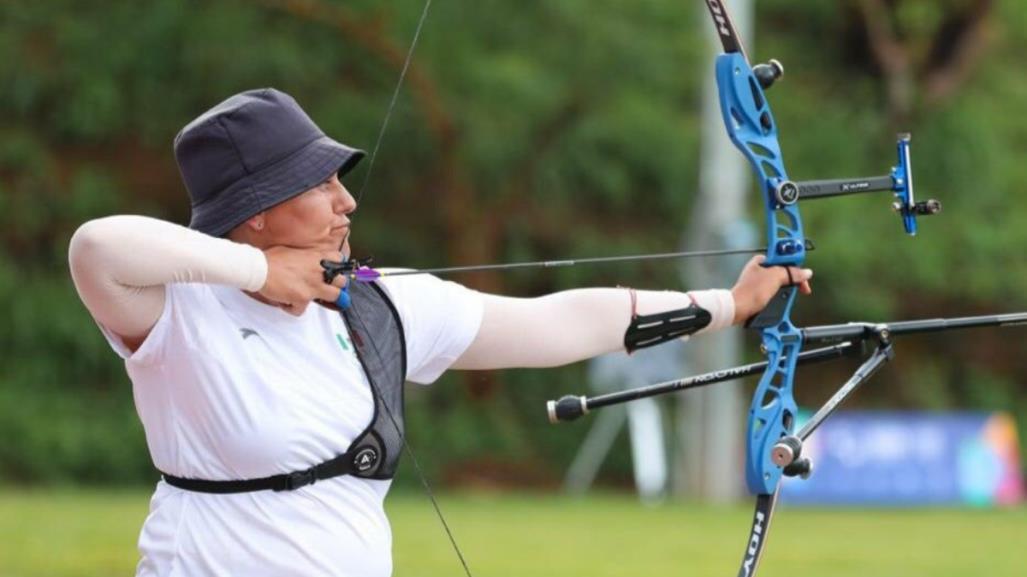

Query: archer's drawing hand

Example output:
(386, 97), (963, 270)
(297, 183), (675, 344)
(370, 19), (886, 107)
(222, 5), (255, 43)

(260, 246), (346, 316)
(730, 255), (813, 325)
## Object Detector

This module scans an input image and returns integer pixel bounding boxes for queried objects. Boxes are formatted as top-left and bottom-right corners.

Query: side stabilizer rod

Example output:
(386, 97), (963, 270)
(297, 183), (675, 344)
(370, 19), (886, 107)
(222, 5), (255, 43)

(770, 340), (896, 477)
(772, 312), (1027, 477)
(803, 312), (1027, 345)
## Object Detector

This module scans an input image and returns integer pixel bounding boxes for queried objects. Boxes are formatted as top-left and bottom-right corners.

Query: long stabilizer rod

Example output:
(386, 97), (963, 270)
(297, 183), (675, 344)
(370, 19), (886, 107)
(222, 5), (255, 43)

(547, 311), (1027, 424)
(546, 342), (857, 423)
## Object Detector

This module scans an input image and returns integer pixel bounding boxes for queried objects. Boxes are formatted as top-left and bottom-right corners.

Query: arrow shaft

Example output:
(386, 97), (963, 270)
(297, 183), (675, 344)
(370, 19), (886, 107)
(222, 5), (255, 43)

(360, 245), (789, 280)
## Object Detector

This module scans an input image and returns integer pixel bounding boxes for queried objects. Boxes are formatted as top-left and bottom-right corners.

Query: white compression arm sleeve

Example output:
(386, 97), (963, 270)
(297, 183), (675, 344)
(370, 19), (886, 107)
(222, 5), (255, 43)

(68, 215), (268, 340)
(452, 288), (735, 370)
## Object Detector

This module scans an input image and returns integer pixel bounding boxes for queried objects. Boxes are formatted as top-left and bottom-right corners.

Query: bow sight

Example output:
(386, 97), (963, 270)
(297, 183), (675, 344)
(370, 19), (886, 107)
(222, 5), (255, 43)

(791, 134), (942, 235)
(743, 59), (941, 234)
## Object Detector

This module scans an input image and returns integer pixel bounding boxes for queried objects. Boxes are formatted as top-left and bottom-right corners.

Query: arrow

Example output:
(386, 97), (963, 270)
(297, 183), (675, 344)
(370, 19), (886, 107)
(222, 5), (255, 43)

(321, 239), (816, 283)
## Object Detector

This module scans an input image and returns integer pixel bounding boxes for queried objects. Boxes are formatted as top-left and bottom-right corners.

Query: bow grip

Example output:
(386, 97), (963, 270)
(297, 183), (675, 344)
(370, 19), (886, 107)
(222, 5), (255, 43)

(746, 285), (796, 329)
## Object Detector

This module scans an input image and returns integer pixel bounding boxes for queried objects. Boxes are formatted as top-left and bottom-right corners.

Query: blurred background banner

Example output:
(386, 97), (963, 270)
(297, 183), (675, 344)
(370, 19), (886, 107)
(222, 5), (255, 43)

(782, 411), (1024, 506)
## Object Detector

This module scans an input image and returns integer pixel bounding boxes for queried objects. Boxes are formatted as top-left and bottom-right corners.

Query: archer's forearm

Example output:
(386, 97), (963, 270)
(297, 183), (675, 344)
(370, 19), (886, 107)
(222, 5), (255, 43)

(451, 288), (734, 370)
(68, 215), (268, 338)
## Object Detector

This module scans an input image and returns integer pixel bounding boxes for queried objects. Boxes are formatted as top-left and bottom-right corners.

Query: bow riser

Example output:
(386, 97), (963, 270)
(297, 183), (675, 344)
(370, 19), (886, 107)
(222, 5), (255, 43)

(715, 50), (805, 496)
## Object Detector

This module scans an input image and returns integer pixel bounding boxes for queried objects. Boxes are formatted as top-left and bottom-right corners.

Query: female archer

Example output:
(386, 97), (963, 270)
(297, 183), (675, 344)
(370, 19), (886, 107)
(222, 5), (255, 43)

(68, 88), (811, 577)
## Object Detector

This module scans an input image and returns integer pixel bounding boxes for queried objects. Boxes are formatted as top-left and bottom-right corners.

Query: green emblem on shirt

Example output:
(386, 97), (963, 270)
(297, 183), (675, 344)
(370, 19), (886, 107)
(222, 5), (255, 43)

(335, 333), (350, 351)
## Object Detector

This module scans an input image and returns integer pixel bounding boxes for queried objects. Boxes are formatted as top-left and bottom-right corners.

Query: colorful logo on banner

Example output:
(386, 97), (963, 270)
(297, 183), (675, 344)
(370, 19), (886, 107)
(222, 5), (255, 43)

(781, 411), (1024, 506)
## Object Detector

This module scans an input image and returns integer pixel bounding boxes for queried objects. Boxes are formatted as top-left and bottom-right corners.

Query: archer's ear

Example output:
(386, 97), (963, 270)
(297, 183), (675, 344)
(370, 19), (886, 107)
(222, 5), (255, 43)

(249, 214), (266, 231)
(225, 213), (267, 242)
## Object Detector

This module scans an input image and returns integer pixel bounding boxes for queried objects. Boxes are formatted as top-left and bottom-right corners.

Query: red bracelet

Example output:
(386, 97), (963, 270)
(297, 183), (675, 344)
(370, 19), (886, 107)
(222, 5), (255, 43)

(621, 287), (639, 320)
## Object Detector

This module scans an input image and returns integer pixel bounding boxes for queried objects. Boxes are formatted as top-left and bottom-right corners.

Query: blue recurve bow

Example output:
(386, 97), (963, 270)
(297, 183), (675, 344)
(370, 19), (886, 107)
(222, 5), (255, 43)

(319, 2), (944, 576)
(701, 1), (937, 575)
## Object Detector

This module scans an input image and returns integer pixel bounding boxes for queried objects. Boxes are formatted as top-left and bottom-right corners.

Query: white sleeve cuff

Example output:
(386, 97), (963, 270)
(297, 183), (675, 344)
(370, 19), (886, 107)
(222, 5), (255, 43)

(238, 244), (269, 292)
(689, 288), (735, 333)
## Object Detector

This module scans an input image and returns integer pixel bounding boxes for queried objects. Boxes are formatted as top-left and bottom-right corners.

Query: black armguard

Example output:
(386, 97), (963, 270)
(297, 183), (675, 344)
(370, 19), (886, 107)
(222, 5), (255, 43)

(624, 305), (712, 353)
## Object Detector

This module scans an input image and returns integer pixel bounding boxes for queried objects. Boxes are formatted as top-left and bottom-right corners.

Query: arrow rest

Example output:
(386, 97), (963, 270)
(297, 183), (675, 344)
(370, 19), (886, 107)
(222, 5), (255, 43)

(320, 256), (374, 284)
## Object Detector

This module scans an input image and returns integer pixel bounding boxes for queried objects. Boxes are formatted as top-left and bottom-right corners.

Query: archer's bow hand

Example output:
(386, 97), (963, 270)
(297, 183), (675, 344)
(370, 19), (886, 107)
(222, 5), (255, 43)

(730, 255), (813, 325)
(261, 246), (346, 316)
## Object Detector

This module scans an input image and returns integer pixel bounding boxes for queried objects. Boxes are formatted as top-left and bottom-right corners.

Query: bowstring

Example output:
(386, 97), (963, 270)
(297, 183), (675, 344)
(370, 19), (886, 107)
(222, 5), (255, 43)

(340, 2), (474, 575)
(353, 0), (434, 209)
(345, 300), (474, 577)
(338, 0), (432, 257)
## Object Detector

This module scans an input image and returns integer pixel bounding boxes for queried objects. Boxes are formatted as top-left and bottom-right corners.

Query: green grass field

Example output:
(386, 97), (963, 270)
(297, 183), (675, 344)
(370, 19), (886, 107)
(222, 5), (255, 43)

(0, 488), (1023, 577)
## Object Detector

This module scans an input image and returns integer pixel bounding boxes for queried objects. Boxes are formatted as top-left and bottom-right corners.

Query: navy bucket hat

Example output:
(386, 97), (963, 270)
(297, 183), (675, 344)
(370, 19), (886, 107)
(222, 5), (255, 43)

(175, 88), (365, 237)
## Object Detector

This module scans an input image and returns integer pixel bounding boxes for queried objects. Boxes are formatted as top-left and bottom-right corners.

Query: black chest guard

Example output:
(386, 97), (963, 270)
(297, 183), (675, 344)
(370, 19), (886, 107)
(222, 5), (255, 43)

(339, 280), (408, 479)
(160, 280), (408, 493)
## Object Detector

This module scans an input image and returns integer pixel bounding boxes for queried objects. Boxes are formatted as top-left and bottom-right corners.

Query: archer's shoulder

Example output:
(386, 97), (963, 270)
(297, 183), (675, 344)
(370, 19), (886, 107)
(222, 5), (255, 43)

(374, 271), (480, 308)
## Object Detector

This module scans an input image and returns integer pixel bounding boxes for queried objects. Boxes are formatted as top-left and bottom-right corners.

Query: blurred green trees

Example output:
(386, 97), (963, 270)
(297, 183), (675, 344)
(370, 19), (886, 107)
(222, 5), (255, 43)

(1, 0), (1025, 486)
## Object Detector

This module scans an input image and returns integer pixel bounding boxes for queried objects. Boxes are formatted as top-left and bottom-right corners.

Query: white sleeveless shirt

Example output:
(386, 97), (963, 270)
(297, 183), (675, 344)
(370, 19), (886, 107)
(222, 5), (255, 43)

(99, 274), (482, 577)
